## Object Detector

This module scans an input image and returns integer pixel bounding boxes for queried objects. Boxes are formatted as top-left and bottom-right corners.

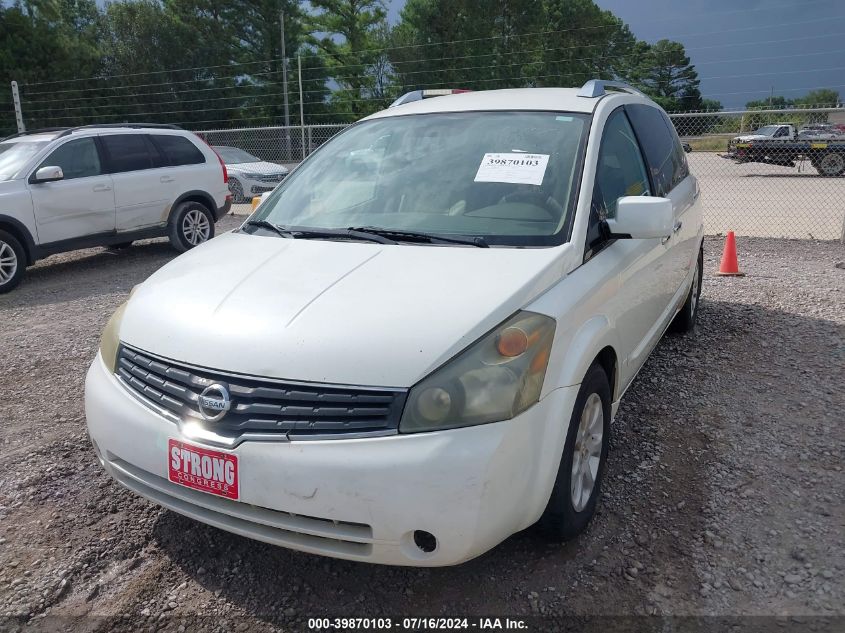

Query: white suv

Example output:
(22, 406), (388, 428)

(85, 82), (703, 566)
(0, 124), (231, 293)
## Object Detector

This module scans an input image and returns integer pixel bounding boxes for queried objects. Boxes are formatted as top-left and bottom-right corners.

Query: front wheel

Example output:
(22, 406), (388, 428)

(168, 201), (215, 253)
(228, 178), (247, 203)
(670, 247), (703, 333)
(0, 230), (26, 294)
(538, 363), (611, 540)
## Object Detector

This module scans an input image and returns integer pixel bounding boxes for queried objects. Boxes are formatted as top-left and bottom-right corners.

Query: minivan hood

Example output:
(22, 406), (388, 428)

(120, 232), (567, 387)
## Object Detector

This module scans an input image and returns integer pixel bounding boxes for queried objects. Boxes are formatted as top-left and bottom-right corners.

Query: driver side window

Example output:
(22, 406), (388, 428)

(38, 138), (102, 180)
(586, 109), (650, 259)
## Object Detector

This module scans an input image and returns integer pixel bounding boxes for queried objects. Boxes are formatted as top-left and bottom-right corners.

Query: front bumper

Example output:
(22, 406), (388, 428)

(85, 353), (578, 566)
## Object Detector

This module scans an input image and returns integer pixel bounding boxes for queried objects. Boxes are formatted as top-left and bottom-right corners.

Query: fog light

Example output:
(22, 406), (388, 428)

(415, 387), (452, 424)
(413, 530), (437, 553)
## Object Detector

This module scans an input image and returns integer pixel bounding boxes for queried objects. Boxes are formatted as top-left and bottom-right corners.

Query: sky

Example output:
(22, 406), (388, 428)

(385, 0), (845, 109)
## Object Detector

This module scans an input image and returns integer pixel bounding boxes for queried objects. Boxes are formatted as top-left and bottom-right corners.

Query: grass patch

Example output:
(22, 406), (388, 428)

(686, 137), (730, 152)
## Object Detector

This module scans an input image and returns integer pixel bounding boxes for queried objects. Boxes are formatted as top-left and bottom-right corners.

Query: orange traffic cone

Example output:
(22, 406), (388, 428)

(716, 231), (744, 276)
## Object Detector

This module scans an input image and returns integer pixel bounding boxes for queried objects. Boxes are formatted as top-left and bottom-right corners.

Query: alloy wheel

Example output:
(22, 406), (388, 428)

(182, 209), (211, 246)
(0, 240), (18, 285)
(570, 392), (604, 512)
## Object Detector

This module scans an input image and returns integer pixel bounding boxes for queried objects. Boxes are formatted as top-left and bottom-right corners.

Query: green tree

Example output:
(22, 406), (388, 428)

(794, 88), (840, 107)
(745, 95), (793, 110)
(307, 0), (387, 119)
(540, 0), (637, 88)
(630, 39), (701, 111)
(0, 0), (103, 130)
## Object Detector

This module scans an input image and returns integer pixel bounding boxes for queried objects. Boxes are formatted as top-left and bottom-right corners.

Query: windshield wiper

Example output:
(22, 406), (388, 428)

(244, 221), (395, 244)
(348, 226), (489, 248)
(245, 219), (293, 238)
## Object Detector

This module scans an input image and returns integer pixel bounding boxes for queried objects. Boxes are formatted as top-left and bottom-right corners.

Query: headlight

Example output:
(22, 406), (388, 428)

(99, 286), (137, 373)
(399, 311), (556, 433)
(242, 173), (261, 179)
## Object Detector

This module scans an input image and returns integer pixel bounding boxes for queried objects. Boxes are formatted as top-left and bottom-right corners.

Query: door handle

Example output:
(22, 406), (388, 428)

(673, 220), (683, 233)
(160, 176), (175, 183)
(93, 184), (112, 192)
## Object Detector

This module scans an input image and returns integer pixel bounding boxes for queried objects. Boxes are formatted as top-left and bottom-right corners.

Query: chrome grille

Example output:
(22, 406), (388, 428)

(257, 173), (285, 183)
(116, 345), (407, 440)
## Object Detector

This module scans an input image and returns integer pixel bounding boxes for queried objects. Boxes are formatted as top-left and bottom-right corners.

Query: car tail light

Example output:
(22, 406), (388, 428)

(196, 135), (228, 184)
(213, 149), (228, 184)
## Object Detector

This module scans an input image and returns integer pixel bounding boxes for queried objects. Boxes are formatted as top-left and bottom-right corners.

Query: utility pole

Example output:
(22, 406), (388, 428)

(280, 11), (291, 160)
(280, 11), (290, 128)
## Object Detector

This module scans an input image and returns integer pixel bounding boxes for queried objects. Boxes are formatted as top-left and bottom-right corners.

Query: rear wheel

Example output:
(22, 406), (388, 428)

(815, 152), (845, 177)
(0, 230), (26, 294)
(538, 363), (611, 540)
(168, 201), (215, 253)
(670, 247), (703, 333)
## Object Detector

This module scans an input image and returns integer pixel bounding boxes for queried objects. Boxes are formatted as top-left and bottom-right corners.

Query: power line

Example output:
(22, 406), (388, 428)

(18, 7), (845, 91)
(19, 38), (845, 110)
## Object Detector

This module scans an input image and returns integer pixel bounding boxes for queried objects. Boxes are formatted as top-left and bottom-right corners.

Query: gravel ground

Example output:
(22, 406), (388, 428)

(0, 225), (842, 631)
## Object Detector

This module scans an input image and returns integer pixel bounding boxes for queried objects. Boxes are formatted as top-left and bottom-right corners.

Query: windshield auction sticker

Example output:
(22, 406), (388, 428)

(474, 153), (550, 186)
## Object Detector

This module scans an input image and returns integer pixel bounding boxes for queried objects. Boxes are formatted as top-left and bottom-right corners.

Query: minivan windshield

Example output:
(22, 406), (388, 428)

(0, 140), (50, 181)
(250, 111), (589, 246)
(214, 146), (262, 164)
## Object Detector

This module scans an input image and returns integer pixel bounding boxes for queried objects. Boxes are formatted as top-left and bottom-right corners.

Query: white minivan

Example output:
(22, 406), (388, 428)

(85, 82), (703, 566)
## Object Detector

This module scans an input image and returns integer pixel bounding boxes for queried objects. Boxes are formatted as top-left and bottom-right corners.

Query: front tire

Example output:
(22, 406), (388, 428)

(228, 178), (247, 203)
(538, 363), (611, 540)
(0, 230), (26, 294)
(168, 201), (215, 253)
(670, 247), (703, 333)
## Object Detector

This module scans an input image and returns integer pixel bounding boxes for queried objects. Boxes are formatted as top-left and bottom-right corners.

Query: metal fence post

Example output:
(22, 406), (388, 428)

(308, 126), (313, 154)
(11, 81), (25, 133)
(298, 55), (306, 160)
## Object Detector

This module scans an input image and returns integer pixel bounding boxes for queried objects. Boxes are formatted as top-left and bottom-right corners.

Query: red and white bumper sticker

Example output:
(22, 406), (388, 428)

(168, 439), (239, 500)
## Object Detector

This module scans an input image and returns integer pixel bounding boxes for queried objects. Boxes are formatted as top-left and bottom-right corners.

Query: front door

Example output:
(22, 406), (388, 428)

(29, 137), (115, 244)
(585, 107), (676, 388)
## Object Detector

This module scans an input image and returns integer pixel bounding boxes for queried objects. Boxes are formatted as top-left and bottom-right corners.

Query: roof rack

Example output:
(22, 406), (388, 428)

(1, 127), (69, 142)
(56, 122), (182, 137)
(2, 123), (182, 143)
(390, 88), (472, 108)
(577, 80), (645, 98)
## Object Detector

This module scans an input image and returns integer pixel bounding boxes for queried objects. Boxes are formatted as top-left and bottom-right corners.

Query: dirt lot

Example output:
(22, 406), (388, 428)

(0, 220), (843, 632)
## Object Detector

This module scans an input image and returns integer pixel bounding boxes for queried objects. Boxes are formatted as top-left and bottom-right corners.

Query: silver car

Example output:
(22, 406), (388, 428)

(213, 146), (289, 203)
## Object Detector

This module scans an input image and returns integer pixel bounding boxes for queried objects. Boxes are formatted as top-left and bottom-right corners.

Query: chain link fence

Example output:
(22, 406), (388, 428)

(193, 124), (347, 166)
(195, 107), (845, 241)
(669, 107), (845, 240)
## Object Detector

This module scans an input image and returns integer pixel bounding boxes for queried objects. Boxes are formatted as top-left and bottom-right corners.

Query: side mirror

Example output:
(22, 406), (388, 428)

(605, 196), (673, 240)
(33, 166), (64, 183)
(682, 142), (692, 153)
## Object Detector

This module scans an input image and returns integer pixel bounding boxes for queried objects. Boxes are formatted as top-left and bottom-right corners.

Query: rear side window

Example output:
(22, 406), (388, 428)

(100, 134), (158, 173)
(152, 134), (206, 166)
(625, 104), (688, 196)
(38, 138), (102, 180)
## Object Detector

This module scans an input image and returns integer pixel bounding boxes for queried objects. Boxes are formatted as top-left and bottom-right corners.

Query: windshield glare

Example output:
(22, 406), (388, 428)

(214, 147), (261, 164)
(754, 126), (780, 136)
(0, 140), (50, 181)
(252, 112), (589, 246)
